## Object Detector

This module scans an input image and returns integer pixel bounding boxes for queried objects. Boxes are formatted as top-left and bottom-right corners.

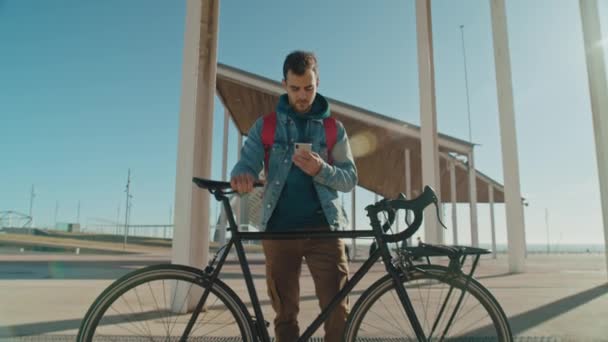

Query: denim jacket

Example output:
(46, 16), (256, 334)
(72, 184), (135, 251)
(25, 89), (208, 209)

(231, 107), (358, 231)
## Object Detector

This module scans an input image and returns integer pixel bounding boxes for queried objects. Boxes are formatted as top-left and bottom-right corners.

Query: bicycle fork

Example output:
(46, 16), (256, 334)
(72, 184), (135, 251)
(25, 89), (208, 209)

(429, 254), (482, 340)
(177, 242), (233, 342)
(400, 253), (482, 341)
(389, 265), (429, 342)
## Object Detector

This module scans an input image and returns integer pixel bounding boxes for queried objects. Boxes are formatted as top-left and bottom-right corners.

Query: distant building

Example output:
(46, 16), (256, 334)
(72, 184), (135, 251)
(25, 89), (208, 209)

(55, 222), (81, 233)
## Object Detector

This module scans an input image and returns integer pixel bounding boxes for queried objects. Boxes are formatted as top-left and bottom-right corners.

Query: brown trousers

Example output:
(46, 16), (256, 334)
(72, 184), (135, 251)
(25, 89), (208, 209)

(262, 232), (349, 342)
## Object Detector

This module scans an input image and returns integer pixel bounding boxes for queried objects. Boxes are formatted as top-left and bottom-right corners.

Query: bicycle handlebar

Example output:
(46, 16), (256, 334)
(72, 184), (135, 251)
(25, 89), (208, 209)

(365, 186), (447, 243)
(193, 177), (446, 242)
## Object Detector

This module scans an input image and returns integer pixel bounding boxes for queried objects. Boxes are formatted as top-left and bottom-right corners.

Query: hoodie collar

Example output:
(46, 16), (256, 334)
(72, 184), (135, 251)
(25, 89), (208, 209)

(276, 93), (330, 123)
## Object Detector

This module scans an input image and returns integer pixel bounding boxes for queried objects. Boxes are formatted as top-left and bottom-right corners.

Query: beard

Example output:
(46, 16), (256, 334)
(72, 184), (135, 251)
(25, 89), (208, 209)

(295, 101), (312, 112)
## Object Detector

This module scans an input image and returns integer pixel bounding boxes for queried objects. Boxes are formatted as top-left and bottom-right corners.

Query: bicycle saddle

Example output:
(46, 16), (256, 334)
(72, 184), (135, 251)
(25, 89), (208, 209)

(192, 177), (231, 190)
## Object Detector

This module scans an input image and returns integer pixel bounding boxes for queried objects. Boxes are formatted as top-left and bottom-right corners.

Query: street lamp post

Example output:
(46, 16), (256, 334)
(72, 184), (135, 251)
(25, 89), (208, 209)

(460, 24), (479, 247)
(460, 25), (473, 143)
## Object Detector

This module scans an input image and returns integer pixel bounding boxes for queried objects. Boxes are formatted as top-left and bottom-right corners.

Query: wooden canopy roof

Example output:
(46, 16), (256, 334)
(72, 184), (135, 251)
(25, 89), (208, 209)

(216, 63), (505, 203)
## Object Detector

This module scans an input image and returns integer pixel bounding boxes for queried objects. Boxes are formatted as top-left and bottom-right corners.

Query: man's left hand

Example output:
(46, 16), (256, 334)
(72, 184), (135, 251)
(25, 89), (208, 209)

(292, 151), (324, 176)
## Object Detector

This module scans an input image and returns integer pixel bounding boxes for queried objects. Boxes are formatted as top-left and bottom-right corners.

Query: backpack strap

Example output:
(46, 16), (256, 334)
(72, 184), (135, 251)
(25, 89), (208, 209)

(323, 117), (338, 164)
(261, 112), (277, 175)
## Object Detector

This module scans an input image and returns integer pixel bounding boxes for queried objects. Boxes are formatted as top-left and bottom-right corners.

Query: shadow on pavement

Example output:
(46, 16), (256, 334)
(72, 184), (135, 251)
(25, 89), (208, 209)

(470, 283), (608, 336)
(0, 259), (265, 280)
(508, 283), (608, 335)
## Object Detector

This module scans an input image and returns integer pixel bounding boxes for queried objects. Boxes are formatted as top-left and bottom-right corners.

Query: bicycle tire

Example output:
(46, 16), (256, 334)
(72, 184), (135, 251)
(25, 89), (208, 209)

(345, 264), (512, 341)
(77, 264), (255, 341)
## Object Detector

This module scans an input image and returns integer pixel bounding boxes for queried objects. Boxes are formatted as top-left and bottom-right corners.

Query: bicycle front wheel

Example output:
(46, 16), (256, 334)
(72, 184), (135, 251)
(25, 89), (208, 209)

(78, 264), (254, 341)
(345, 265), (512, 341)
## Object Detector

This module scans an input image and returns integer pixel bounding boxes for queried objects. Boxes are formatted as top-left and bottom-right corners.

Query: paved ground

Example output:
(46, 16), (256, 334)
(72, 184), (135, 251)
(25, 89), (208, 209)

(0, 250), (606, 341)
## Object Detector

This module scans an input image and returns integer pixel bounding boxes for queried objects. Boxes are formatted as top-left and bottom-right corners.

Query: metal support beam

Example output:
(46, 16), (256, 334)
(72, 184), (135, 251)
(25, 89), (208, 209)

(579, 0), (608, 279)
(450, 161), (458, 245)
(172, 0), (220, 310)
(490, 0), (526, 273)
(489, 185), (497, 259)
(416, 0), (442, 244)
(468, 151), (479, 247)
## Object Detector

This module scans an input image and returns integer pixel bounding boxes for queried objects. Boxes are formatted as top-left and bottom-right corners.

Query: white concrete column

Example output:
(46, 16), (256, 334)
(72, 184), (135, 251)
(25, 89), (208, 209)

(468, 151), (479, 247)
(489, 185), (497, 259)
(217, 108), (230, 244)
(415, 0), (442, 244)
(222, 110), (229, 181)
(449, 161), (458, 245)
(580, 0), (608, 279)
(351, 187), (357, 260)
(490, 0), (526, 273)
(172, 0), (220, 310)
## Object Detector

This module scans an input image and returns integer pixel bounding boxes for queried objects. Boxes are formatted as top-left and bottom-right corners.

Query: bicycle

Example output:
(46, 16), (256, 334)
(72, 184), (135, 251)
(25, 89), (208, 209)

(77, 177), (513, 341)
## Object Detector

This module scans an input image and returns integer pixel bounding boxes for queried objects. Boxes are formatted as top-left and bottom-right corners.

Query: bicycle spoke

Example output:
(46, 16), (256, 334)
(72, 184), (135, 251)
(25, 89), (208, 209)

(167, 281), (195, 338)
(413, 279), (432, 334)
(191, 308), (238, 337)
(442, 283), (484, 338)
(132, 285), (155, 337)
(368, 293), (406, 333)
(387, 289), (411, 334)
(107, 305), (153, 337)
(81, 267), (252, 341)
(189, 294), (226, 335)
(346, 267), (510, 342)
(150, 280), (171, 339)
(446, 300), (487, 337)
(428, 284), (456, 339)
(116, 295), (156, 337)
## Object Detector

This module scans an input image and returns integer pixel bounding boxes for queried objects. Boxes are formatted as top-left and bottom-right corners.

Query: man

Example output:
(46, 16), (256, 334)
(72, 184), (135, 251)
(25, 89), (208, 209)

(230, 50), (357, 342)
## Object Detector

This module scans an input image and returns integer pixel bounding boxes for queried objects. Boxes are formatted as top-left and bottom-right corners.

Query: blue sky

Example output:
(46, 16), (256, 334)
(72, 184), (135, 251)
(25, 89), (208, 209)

(0, 0), (606, 245)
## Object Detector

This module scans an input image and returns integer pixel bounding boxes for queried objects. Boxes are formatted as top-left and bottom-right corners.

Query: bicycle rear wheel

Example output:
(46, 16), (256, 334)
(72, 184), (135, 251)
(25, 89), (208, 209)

(78, 264), (254, 341)
(345, 265), (512, 341)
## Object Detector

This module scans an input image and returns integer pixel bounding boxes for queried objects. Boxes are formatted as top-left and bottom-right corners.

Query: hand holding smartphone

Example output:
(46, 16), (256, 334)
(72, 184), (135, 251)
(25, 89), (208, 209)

(294, 142), (312, 154)
(293, 142), (322, 176)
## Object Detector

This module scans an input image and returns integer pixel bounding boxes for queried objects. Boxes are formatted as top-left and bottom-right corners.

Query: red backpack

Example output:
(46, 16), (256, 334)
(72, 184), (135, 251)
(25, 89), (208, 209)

(261, 112), (338, 174)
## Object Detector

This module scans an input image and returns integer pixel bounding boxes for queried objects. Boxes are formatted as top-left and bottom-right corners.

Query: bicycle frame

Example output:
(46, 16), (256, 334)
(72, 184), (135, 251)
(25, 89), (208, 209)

(178, 189), (433, 342)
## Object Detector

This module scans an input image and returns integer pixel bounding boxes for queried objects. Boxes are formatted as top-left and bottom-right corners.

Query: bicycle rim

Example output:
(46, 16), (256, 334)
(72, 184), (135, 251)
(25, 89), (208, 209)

(346, 265), (512, 341)
(78, 265), (254, 341)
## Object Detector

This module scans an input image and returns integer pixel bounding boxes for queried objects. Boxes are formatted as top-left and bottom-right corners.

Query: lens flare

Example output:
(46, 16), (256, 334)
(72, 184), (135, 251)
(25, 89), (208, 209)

(350, 131), (378, 158)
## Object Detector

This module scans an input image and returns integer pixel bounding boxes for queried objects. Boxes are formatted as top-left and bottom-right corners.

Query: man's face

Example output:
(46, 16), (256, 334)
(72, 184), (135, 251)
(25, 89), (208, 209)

(282, 68), (318, 114)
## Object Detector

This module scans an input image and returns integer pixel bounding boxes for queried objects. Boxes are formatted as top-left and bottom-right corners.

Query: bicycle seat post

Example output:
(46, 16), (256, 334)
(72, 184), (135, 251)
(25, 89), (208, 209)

(210, 188), (238, 234)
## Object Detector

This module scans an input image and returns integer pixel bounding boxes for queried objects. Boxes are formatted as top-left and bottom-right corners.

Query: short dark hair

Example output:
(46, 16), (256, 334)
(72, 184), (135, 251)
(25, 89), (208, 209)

(282, 50), (318, 80)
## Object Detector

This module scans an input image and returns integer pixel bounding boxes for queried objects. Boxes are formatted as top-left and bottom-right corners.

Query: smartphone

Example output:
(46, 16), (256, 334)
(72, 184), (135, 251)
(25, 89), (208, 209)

(294, 142), (312, 154)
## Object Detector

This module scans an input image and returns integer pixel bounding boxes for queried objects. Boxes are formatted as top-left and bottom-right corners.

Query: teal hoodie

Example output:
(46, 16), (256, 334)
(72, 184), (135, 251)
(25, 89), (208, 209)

(266, 94), (330, 231)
